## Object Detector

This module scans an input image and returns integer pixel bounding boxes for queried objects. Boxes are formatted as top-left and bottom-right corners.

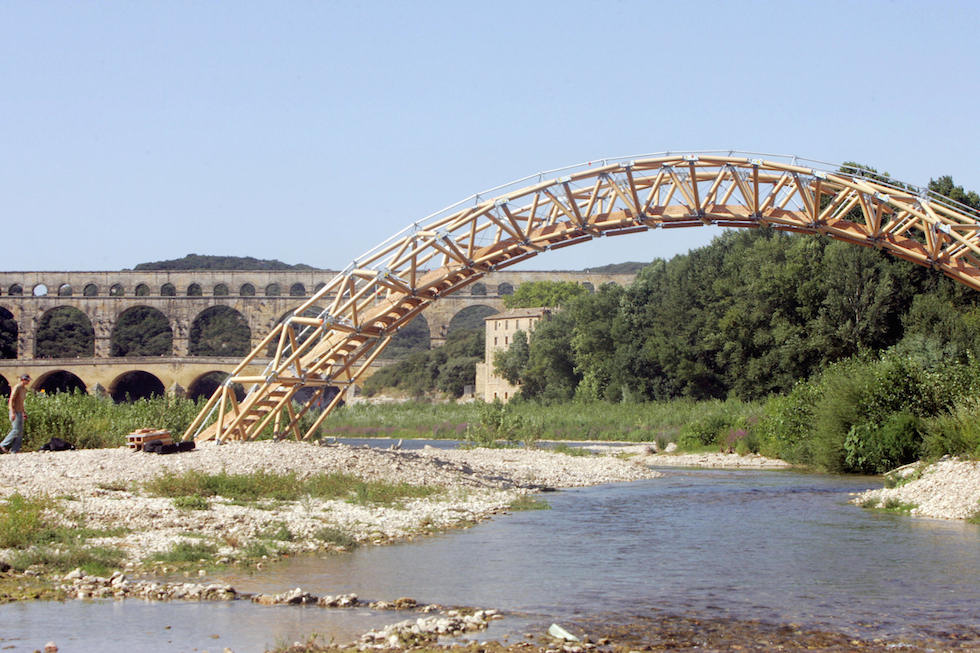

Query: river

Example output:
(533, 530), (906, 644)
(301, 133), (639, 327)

(2, 464), (979, 652)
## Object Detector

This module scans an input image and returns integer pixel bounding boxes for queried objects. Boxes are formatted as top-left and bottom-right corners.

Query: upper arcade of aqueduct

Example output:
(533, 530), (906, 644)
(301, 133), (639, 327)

(0, 268), (637, 360)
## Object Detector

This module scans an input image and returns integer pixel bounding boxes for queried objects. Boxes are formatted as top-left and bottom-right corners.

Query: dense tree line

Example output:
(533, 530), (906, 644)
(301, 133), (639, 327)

(498, 176), (980, 404)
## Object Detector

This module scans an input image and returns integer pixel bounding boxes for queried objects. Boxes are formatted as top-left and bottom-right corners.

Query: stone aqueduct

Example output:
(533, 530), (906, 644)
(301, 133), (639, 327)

(0, 269), (635, 398)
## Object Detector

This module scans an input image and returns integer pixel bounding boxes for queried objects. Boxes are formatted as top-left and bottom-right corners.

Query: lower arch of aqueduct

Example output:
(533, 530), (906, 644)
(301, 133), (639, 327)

(0, 269), (635, 397)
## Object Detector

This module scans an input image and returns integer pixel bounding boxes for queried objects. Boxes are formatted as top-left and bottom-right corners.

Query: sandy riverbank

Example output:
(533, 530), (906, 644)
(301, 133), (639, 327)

(0, 440), (659, 572)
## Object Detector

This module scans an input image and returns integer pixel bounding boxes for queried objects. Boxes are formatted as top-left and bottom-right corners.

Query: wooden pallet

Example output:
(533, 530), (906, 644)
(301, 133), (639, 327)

(126, 428), (173, 450)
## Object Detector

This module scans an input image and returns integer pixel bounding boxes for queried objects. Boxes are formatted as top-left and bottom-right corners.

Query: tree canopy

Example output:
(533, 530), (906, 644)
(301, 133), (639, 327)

(502, 280), (589, 309)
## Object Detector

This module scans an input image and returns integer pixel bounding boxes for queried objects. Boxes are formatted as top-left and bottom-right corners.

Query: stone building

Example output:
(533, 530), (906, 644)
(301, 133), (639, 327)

(475, 307), (551, 402)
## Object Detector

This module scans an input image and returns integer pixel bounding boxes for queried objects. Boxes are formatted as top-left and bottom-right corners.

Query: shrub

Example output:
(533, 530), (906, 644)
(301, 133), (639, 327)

(843, 412), (922, 474)
(921, 399), (980, 460)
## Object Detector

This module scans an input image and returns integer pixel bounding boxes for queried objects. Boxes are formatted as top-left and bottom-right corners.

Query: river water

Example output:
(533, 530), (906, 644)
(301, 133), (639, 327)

(3, 465), (979, 652)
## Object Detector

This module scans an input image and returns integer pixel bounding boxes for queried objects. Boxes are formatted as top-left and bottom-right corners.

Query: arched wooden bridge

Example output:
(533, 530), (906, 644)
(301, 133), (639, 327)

(183, 151), (980, 443)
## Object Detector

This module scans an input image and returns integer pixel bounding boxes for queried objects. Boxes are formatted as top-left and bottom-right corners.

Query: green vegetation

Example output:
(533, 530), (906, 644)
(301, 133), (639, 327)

(326, 396), (749, 443)
(0, 307), (17, 359)
(0, 494), (126, 575)
(172, 495), (210, 510)
(149, 540), (218, 564)
(581, 261), (647, 274)
(35, 306), (95, 358)
(502, 280), (589, 309)
(143, 470), (442, 507)
(548, 443), (593, 457)
(363, 328), (483, 398)
(509, 495), (550, 511)
(19, 391), (204, 451)
(314, 526), (359, 549)
(16, 391), (330, 451)
(188, 305), (251, 356)
(111, 306), (172, 356)
(133, 253), (318, 270)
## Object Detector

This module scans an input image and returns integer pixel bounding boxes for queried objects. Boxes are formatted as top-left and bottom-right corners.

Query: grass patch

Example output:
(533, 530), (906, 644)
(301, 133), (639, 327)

(172, 495), (210, 510)
(144, 470), (442, 507)
(883, 465), (923, 488)
(9, 545), (125, 576)
(149, 540), (217, 564)
(549, 443), (593, 457)
(242, 541), (276, 559)
(314, 526), (359, 549)
(258, 521), (294, 542)
(509, 495), (550, 511)
(1, 493), (127, 576)
(880, 497), (917, 513)
(969, 505), (980, 525)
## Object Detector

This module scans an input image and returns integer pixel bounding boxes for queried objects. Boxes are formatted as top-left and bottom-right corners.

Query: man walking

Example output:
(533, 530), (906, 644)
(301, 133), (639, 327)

(1, 374), (30, 453)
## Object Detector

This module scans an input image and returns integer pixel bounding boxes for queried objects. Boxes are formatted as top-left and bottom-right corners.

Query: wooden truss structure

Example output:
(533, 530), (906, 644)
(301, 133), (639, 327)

(182, 151), (980, 443)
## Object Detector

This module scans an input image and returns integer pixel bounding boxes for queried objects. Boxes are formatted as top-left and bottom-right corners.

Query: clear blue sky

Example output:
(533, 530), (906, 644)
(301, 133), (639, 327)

(2, 1), (978, 271)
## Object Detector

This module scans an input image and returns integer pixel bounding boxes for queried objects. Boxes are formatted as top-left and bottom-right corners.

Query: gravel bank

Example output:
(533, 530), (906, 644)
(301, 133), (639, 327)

(0, 441), (659, 569)
(852, 457), (980, 520)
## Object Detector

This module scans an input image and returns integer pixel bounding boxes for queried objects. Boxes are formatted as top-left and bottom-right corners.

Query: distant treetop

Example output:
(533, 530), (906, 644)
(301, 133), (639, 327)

(132, 254), (319, 271)
(581, 261), (647, 274)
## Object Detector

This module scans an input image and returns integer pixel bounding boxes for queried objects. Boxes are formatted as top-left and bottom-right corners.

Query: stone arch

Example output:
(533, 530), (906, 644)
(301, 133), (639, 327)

(160, 283), (176, 296)
(0, 307), (17, 359)
(58, 283), (73, 297)
(36, 306), (95, 358)
(83, 284), (98, 297)
(448, 305), (499, 335)
(135, 283), (151, 297)
(187, 371), (245, 403)
(32, 284), (48, 297)
(109, 283), (124, 297)
(189, 306), (251, 356)
(471, 282), (487, 296)
(582, 282), (595, 293)
(265, 283), (281, 297)
(213, 283), (229, 297)
(289, 282), (306, 297)
(187, 283), (202, 297)
(111, 306), (173, 357)
(240, 283), (256, 297)
(7, 284), (22, 296)
(35, 370), (87, 395)
(0, 375), (8, 398)
(110, 370), (164, 402)
(497, 282), (514, 296)
(314, 282), (326, 293)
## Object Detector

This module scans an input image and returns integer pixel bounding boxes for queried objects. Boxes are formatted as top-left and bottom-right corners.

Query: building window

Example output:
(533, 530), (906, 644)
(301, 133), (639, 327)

(504, 336), (508, 345)
(494, 337), (498, 346)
